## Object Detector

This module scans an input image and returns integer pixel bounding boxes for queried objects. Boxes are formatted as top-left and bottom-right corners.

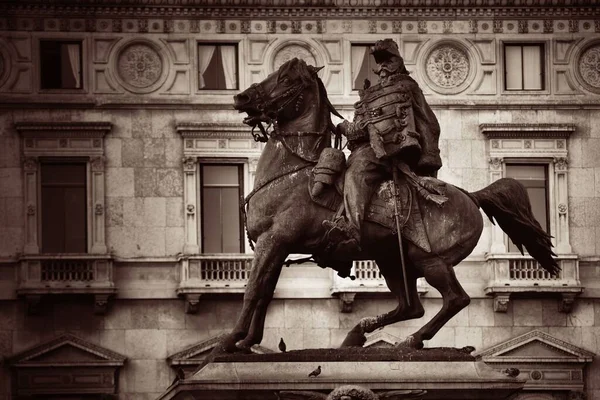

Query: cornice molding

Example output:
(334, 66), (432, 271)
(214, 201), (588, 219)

(1, 1), (600, 19)
(480, 123), (576, 139)
(176, 121), (251, 138)
(15, 121), (112, 138)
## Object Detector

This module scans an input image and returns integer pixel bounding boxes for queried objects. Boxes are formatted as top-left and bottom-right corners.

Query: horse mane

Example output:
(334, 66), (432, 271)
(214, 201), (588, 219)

(280, 58), (344, 122)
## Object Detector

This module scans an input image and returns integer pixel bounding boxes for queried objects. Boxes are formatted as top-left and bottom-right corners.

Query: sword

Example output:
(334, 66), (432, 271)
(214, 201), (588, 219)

(392, 160), (411, 307)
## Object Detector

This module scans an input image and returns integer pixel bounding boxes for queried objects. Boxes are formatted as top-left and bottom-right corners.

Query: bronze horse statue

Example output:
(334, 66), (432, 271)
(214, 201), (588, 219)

(220, 58), (557, 354)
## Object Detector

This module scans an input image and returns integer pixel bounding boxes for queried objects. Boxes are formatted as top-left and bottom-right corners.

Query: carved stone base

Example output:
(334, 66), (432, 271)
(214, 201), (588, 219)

(157, 358), (525, 400)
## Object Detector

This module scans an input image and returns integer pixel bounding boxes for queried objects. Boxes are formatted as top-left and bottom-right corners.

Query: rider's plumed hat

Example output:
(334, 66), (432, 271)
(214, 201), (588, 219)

(371, 39), (402, 63)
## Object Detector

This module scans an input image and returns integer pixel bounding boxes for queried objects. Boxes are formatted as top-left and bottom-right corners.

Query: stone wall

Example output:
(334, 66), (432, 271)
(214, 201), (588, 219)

(3, 294), (600, 399)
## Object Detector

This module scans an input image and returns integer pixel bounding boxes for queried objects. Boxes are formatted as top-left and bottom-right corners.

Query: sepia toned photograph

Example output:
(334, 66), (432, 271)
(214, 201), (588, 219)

(0, 1), (599, 399)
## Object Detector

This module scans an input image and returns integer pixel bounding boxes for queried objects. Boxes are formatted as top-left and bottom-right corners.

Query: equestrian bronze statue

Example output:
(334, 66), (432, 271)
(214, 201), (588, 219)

(220, 48), (558, 355)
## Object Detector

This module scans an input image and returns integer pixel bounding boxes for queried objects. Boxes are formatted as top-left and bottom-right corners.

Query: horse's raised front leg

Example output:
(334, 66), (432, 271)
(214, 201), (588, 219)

(221, 236), (288, 353)
(340, 259), (424, 347)
(398, 257), (470, 349)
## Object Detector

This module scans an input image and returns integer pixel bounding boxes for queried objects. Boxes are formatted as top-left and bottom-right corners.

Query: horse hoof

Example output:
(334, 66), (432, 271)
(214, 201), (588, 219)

(396, 335), (424, 350)
(340, 325), (367, 348)
(220, 333), (246, 353)
(235, 339), (255, 354)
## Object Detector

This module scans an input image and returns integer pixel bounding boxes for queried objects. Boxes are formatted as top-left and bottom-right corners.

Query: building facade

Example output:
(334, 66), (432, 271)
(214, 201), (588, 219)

(0, 1), (599, 399)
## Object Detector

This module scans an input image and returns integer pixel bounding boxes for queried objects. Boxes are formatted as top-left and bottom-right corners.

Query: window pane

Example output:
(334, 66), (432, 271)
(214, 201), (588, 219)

(221, 187), (241, 253)
(506, 164), (549, 252)
(523, 45), (542, 90)
(202, 187), (222, 253)
(202, 165), (239, 186)
(201, 164), (243, 253)
(40, 41), (61, 89)
(505, 45), (523, 90)
(41, 163), (87, 253)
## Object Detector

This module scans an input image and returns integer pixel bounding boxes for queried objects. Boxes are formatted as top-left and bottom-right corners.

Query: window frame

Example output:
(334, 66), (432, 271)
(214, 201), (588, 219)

(198, 160), (245, 254)
(502, 41), (548, 93)
(16, 122), (111, 256)
(37, 38), (86, 93)
(197, 41), (240, 92)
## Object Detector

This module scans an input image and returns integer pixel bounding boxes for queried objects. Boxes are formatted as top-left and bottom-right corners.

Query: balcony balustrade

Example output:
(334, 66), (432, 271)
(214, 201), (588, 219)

(485, 254), (583, 313)
(17, 255), (116, 314)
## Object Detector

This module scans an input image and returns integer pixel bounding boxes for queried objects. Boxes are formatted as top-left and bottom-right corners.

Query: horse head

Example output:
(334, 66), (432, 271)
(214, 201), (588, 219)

(234, 58), (342, 136)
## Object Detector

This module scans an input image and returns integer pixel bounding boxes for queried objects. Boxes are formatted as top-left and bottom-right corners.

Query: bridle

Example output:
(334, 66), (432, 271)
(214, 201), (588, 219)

(245, 73), (311, 142)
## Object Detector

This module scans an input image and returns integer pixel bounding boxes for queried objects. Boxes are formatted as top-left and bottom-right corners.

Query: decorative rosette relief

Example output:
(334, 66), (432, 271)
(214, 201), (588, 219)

(576, 42), (600, 94)
(113, 40), (169, 93)
(424, 42), (473, 94)
(272, 43), (317, 71)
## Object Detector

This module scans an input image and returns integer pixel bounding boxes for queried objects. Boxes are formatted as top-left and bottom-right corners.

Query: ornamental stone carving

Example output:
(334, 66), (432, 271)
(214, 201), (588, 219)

(425, 44), (470, 91)
(182, 157), (196, 172)
(91, 156), (105, 172)
(577, 43), (600, 93)
(23, 157), (38, 171)
(0, 52), (4, 81)
(273, 44), (316, 71)
(489, 157), (503, 170)
(554, 156), (568, 171)
(117, 42), (163, 90)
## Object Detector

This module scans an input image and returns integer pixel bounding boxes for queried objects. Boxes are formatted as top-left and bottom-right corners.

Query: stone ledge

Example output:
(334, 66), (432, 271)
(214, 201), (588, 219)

(159, 349), (526, 400)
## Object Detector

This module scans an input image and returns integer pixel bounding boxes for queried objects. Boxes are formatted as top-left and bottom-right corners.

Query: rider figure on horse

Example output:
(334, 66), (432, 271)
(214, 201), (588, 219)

(324, 39), (443, 254)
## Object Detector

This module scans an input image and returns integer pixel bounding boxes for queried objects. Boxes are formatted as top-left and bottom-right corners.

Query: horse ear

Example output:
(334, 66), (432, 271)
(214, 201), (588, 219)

(308, 65), (324, 75)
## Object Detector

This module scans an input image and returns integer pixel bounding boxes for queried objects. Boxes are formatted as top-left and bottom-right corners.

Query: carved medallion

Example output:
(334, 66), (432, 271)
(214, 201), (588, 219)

(425, 44), (470, 90)
(117, 43), (163, 89)
(273, 44), (316, 71)
(577, 43), (600, 92)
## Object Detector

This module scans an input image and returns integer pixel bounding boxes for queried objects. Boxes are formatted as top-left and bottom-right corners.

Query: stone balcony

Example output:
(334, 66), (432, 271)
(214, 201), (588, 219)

(17, 254), (116, 314)
(485, 254), (583, 313)
(331, 260), (429, 312)
(177, 254), (253, 313)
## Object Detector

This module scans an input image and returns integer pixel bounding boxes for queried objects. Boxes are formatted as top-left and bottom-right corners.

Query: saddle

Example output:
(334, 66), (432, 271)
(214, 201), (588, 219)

(309, 150), (435, 254)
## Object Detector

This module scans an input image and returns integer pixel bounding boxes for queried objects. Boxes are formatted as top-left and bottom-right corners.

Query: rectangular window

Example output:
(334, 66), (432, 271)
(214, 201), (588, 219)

(200, 164), (244, 253)
(505, 163), (549, 252)
(504, 43), (544, 91)
(351, 44), (379, 91)
(198, 43), (238, 90)
(40, 160), (87, 253)
(40, 40), (83, 90)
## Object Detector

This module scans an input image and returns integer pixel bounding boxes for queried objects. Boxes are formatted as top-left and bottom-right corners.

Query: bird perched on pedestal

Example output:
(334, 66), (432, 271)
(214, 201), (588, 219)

(308, 365), (321, 378)
(279, 337), (287, 353)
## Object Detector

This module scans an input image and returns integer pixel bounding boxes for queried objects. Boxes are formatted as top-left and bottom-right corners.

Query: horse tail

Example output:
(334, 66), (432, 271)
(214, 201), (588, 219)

(469, 178), (560, 276)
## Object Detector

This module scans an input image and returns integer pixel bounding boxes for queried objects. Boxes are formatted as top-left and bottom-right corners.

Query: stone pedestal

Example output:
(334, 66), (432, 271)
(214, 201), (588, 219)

(158, 348), (525, 400)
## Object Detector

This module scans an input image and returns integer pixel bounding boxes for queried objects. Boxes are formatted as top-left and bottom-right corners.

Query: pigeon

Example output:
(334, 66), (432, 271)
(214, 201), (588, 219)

(502, 368), (520, 378)
(279, 337), (287, 353)
(308, 365), (321, 378)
